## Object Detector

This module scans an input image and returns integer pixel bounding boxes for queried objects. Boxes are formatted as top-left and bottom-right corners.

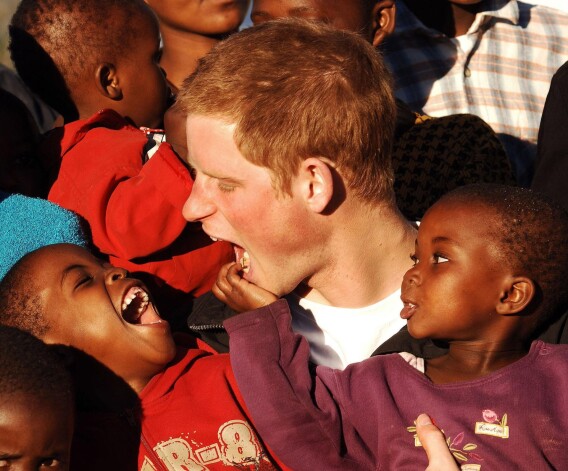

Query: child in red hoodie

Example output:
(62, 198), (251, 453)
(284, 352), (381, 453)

(0, 242), (282, 470)
(9, 0), (233, 315)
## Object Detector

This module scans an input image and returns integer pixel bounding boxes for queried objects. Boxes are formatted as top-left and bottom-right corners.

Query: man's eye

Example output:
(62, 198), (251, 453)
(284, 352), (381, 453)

(409, 253), (418, 266)
(218, 182), (236, 193)
(433, 254), (449, 264)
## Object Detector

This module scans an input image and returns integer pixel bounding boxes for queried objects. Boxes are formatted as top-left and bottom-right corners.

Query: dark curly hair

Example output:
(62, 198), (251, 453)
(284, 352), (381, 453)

(0, 253), (50, 338)
(437, 184), (568, 329)
(0, 324), (73, 403)
(9, 0), (153, 119)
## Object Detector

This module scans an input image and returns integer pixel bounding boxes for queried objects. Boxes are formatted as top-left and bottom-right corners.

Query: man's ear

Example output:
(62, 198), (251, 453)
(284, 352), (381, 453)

(371, 0), (396, 47)
(297, 157), (334, 214)
(496, 276), (535, 315)
(95, 63), (122, 100)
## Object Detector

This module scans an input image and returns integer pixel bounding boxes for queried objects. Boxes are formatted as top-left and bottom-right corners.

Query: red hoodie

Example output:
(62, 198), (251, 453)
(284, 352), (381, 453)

(71, 347), (285, 471)
(43, 109), (232, 311)
(138, 348), (283, 470)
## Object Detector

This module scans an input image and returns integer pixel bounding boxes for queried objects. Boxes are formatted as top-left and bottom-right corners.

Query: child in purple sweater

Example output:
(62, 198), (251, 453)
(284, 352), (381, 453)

(217, 184), (568, 470)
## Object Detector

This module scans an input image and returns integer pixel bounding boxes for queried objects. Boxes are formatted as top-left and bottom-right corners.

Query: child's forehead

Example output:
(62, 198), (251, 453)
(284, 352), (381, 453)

(419, 199), (497, 241)
(26, 244), (97, 275)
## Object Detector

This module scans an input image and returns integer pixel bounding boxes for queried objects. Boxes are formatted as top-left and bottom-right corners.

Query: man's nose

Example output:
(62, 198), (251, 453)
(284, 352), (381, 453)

(182, 179), (216, 222)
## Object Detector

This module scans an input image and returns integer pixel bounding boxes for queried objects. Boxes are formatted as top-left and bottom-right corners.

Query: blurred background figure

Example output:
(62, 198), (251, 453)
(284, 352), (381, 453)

(0, 89), (47, 197)
(529, 0), (568, 12)
(381, 0), (568, 186)
(0, 0), (19, 67)
(145, 0), (250, 93)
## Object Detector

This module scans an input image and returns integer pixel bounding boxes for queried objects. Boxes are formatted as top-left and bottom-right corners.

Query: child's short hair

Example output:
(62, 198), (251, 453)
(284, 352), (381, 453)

(0, 323), (73, 403)
(9, 0), (150, 113)
(0, 254), (49, 338)
(176, 18), (396, 204)
(439, 184), (568, 327)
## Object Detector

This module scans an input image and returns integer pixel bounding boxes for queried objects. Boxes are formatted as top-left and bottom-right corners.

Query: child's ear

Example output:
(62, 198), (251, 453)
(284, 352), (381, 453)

(371, 0), (396, 47)
(297, 157), (334, 214)
(497, 276), (535, 315)
(95, 63), (122, 100)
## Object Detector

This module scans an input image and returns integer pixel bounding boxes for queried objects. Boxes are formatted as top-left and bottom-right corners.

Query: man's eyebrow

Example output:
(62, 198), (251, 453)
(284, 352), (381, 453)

(198, 167), (244, 183)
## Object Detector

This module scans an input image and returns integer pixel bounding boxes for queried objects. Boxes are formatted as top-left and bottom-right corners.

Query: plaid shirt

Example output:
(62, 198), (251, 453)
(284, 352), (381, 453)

(382, 0), (568, 185)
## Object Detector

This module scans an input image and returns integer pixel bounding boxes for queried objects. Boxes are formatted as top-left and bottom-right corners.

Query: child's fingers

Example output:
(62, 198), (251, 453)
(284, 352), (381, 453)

(213, 262), (238, 298)
(225, 262), (246, 287)
(415, 414), (458, 471)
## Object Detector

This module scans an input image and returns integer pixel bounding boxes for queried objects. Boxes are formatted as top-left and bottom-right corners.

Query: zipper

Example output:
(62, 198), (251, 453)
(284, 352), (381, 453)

(188, 324), (224, 331)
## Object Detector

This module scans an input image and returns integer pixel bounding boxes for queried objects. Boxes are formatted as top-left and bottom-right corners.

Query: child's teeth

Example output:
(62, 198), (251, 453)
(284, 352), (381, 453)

(122, 295), (134, 311)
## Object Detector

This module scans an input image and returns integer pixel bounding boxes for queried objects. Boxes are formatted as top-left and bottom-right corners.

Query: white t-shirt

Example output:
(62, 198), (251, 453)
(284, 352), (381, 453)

(287, 290), (406, 370)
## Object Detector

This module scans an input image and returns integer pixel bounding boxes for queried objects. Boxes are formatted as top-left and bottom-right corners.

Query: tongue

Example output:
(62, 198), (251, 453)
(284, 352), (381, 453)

(138, 303), (163, 325)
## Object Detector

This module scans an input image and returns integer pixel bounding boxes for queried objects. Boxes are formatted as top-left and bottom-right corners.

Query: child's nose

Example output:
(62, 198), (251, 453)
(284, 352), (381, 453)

(402, 265), (421, 287)
(105, 266), (128, 283)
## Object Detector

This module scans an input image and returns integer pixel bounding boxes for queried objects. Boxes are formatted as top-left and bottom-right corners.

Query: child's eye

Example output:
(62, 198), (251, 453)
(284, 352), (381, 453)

(40, 457), (62, 468)
(433, 254), (449, 264)
(13, 152), (38, 166)
(409, 253), (418, 266)
(75, 275), (93, 288)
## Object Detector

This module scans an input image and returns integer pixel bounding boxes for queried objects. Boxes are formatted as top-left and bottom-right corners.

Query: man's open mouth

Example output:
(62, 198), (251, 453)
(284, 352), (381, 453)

(121, 286), (163, 325)
(208, 234), (250, 274)
(234, 245), (250, 273)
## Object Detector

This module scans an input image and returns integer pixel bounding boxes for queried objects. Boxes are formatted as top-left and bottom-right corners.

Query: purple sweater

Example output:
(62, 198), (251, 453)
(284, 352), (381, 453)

(225, 299), (568, 471)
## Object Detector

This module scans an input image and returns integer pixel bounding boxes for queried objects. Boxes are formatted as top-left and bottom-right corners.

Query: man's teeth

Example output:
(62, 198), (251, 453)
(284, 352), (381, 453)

(240, 251), (250, 273)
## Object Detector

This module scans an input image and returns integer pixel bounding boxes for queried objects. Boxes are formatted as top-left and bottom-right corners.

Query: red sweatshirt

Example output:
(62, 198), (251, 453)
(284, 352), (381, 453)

(43, 110), (232, 310)
(138, 348), (283, 470)
(71, 347), (285, 471)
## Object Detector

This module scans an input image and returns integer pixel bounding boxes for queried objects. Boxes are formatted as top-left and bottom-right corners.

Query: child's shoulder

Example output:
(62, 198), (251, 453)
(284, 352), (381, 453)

(532, 340), (568, 355)
(529, 340), (568, 371)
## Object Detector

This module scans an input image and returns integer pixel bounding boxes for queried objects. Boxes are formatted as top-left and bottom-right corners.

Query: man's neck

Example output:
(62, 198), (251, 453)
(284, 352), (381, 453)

(404, 0), (482, 37)
(297, 202), (417, 308)
(158, 25), (223, 92)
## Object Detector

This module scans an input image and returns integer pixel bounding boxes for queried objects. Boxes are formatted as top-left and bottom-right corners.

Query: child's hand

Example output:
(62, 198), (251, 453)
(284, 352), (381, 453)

(213, 262), (278, 313)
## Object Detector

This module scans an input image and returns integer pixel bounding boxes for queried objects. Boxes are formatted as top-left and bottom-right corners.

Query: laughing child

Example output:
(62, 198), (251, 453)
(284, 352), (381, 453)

(217, 184), (568, 470)
(0, 193), (281, 470)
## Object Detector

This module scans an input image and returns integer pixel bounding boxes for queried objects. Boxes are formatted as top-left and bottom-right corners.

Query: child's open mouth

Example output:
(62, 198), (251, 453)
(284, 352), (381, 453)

(121, 286), (163, 325)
